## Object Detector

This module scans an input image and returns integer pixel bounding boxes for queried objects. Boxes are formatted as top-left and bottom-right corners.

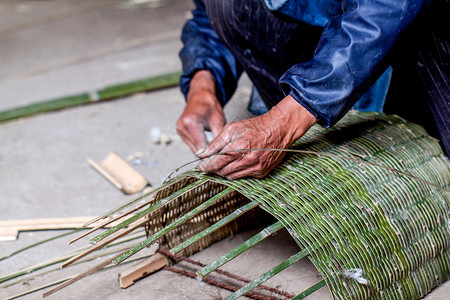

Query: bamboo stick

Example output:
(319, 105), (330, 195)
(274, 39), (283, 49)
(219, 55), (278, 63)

(82, 175), (186, 227)
(62, 219), (147, 268)
(43, 256), (117, 297)
(70, 196), (157, 244)
(225, 249), (309, 300)
(291, 279), (327, 300)
(0, 71), (181, 123)
(113, 187), (234, 265)
(0, 229), (82, 262)
(90, 178), (209, 244)
(170, 201), (260, 254)
(4, 277), (73, 300)
(197, 222), (284, 277)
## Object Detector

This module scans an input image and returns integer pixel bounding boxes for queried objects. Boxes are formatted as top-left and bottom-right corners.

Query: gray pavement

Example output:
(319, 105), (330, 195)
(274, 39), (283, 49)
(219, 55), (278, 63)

(0, 1), (448, 299)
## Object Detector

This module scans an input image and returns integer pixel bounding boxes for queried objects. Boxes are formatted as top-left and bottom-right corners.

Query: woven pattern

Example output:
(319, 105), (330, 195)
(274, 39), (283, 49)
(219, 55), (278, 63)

(194, 111), (450, 299)
(143, 177), (272, 257)
(165, 111), (450, 299)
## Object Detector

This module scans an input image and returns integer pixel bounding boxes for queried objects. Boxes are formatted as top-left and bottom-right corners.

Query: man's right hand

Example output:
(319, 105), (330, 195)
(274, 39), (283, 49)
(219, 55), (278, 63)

(176, 70), (226, 153)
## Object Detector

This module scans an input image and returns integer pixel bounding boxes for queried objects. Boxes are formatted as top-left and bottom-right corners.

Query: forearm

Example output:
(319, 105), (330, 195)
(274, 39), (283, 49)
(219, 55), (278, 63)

(179, 0), (242, 105)
(280, 0), (427, 127)
(187, 70), (216, 100)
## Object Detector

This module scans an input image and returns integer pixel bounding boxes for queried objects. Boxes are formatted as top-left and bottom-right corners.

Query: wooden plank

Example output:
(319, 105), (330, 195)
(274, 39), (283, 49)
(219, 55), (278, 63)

(0, 216), (121, 241)
(89, 152), (149, 194)
(119, 253), (169, 288)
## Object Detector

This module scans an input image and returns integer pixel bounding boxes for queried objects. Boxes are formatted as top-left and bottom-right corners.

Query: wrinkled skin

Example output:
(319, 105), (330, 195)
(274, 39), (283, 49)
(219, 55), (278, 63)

(177, 71), (317, 180)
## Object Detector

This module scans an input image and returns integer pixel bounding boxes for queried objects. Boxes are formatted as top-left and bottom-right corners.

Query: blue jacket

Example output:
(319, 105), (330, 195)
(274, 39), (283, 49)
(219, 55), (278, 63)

(179, 0), (428, 127)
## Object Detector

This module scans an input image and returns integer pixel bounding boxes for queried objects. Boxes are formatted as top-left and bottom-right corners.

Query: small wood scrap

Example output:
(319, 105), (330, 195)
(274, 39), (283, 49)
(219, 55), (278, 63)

(0, 216), (121, 241)
(87, 151), (149, 194)
(119, 253), (169, 288)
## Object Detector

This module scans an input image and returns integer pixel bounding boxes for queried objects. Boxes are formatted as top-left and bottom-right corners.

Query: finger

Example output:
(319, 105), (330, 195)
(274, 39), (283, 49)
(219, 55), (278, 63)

(198, 152), (238, 172)
(177, 128), (203, 153)
(177, 123), (208, 153)
(225, 151), (286, 180)
(212, 151), (258, 177)
(207, 115), (226, 138)
(224, 164), (264, 180)
(196, 129), (232, 158)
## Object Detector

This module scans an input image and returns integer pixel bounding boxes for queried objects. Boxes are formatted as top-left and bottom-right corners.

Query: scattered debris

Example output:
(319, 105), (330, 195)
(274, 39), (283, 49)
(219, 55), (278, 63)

(341, 268), (368, 285)
(149, 126), (177, 145)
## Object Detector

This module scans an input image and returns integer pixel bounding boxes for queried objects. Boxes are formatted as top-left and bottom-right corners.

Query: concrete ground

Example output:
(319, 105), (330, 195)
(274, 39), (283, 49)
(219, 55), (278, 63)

(0, 1), (448, 299)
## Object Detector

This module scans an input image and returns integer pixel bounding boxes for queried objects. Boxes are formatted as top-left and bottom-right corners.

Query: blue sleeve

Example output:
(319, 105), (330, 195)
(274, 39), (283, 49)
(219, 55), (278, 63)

(279, 0), (427, 127)
(179, 0), (242, 105)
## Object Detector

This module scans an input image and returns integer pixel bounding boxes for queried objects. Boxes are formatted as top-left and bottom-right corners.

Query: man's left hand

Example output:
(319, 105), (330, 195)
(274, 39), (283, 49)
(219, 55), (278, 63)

(196, 95), (317, 180)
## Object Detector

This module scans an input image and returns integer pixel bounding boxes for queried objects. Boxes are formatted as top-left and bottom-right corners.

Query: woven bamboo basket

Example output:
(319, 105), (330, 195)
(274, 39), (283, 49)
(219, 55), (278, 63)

(64, 111), (450, 299)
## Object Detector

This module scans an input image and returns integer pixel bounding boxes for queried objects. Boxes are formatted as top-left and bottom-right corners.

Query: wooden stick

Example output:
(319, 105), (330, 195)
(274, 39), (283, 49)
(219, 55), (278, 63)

(43, 256), (117, 298)
(62, 218), (147, 268)
(0, 216), (120, 241)
(0, 71), (181, 123)
(86, 157), (123, 190)
(119, 253), (169, 288)
(70, 195), (156, 244)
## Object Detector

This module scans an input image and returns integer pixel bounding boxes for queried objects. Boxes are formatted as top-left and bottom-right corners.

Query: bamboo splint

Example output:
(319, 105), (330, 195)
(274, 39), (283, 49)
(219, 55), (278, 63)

(48, 111), (450, 299)
(0, 216), (122, 241)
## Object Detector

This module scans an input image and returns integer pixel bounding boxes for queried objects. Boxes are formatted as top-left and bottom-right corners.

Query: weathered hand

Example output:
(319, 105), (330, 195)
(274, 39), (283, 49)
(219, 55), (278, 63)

(176, 71), (226, 153)
(196, 95), (317, 180)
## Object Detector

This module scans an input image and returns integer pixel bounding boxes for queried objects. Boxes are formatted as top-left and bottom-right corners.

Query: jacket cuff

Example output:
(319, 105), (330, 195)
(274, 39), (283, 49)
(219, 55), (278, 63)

(180, 59), (230, 106)
(280, 80), (331, 128)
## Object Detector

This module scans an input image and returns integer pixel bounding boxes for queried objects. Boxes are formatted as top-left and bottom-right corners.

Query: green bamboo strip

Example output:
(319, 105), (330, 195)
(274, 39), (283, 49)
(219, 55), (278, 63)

(0, 230), (146, 285)
(291, 279), (327, 300)
(4, 277), (73, 300)
(113, 187), (234, 264)
(197, 221), (284, 277)
(0, 252), (78, 284)
(97, 71), (181, 99)
(71, 193), (162, 244)
(43, 254), (119, 298)
(90, 178), (209, 244)
(62, 218), (148, 268)
(225, 249), (309, 300)
(0, 71), (181, 123)
(0, 229), (83, 262)
(1, 245), (127, 289)
(170, 201), (260, 254)
(4, 250), (157, 299)
(83, 175), (186, 227)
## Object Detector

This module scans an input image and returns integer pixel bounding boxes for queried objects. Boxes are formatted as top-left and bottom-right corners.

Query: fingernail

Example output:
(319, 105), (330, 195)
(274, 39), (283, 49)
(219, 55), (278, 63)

(195, 148), (206, 156)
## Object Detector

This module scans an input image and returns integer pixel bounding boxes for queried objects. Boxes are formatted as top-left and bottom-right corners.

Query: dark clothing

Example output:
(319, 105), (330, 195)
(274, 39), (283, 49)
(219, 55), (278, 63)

(179, 0), (449, 154)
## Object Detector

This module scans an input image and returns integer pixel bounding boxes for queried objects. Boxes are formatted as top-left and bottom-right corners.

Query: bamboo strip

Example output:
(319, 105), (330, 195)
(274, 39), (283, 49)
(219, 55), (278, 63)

(0, 71), (181, 123)
(62, 219), (147, 268)
(43, 256), (117, 297)
(0, 231), (146, 289)
(170, 201), (260, 254)
(0, 229), (82, 262)
(291, 279), (327, 300)
(113, 187), (234, 264)
(197, 222), (284, 277)
(4, 277), (73, 300)
(81, 175), (185, 227)
(70, 195), (159, 244)
(90, 178), (209, 244)
(0, 230), (146, 285)
(225, 249), (309, 300)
